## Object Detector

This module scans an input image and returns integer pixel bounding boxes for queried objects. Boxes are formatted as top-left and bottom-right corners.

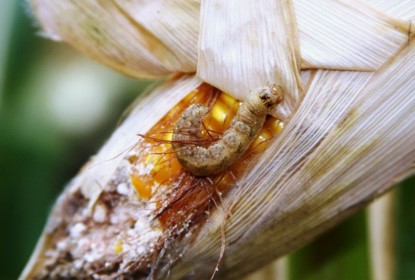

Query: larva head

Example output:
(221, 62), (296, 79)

(258, 84), (284, 110)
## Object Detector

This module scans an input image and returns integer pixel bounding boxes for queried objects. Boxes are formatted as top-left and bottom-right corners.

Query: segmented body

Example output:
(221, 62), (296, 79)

(172, 84), (284, 177)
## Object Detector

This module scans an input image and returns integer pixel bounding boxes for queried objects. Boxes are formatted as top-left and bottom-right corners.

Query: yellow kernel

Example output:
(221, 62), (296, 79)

(210, 101), (228, 126)
(153, 158), (182, 184)
(131, 174), (152, 199)
(163, 131), (173, 141)
(220, 92), (238, 108)
(114, 239), (123, 254)
(265, 118), (284, 134)
(251, 129), (273, 153)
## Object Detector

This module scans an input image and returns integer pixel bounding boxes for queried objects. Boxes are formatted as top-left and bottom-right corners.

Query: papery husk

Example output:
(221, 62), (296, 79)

(29, 0), (200, 78)
(21, 41), (415, 279)
(197, 0), (302, 119)
(29, 0), (412, 80)
(363, 0), (415, 20)
(295, 0), (410, 71)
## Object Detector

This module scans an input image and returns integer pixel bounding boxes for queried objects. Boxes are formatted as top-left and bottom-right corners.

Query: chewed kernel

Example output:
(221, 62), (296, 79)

(128, 154), (138, 164)
(152, 158), (182, 184)
(114, 239), (123, 254)
(131, 174), (152, 199)
(163, 131), (173, 142)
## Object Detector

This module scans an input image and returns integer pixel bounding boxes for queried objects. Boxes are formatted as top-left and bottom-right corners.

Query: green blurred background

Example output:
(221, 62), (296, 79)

(0, 2), (413, 280)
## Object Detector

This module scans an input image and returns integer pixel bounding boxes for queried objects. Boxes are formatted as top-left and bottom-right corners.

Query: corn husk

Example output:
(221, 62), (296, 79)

(23, 0), (415, 279)
(30, 0), (411, 78)
(197, 0), (302, 119)
(295, 0), (409, 71)
(29, 0), (200, 78)
(363, 0), (415, 20)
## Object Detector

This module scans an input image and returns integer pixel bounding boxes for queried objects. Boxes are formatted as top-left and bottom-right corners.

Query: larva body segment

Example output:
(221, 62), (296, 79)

(172, 84), (284, 176)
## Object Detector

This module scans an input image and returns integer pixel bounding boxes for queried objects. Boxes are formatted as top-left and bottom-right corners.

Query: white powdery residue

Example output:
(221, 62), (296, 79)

(69, 223), (86, 238)
(134, 219), (148, 232)
(135, 245), (146, 256)
(78, 238), (90, 251)
(56, 240), (67, 251)
(81, 208), (91, 218)
(69, 237), (90, 259)
(74, 259), (84, 269)
(135, 226), (162, 253)
(109, 206), (131, 224)
(136, 162), (154, 176)
(82, 234), (108, 264)
(116, 183), (130, 196)
(114, 159), (133, 182)
(143, 228), (162, 244)
(126, 228), (137, 239)
(121, 242), (136, 259)
(121, 217), (163, 263)
(93, 204), (107, 223)
(84, 252), (99, 263)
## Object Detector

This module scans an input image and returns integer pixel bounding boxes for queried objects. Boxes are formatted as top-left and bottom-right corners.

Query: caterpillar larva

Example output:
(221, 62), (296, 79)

(172, 84), (284, 177)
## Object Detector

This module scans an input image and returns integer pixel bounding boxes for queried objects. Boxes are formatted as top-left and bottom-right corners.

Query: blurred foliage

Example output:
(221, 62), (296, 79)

(290, 211), (370, 280)
(0, 2), (413, 280)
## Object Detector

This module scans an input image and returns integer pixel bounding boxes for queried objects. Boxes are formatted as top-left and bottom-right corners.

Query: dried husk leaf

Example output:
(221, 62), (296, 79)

(29, 0), (200, 78)
(29, 0), (412, 81)
(295, 0), (410, 71)
(363, 0), (415, 20)
(111, 0), (200, 72)
(197, 0), (302, 119)
(21, 41), (415, 279)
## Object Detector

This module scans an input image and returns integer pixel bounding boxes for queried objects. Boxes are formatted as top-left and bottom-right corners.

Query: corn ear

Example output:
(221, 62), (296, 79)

(21, 40), (415, 279)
